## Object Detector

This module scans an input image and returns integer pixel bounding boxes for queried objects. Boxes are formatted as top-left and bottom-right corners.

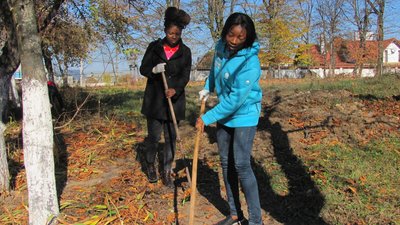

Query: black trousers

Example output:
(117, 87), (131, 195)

(145, 117), (177, 172)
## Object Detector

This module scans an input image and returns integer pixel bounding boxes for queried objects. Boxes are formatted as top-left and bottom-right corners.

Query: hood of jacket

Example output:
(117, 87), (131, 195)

(215, 39), (260, 60)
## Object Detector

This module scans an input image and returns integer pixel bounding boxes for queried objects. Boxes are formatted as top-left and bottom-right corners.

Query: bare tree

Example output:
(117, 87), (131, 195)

(206, 0), (226, 42)
(345, 0), (372, 76)
(316, 0), (345, 76)
(190, 0), (245, 43)
(9, 0), (59, 223)
(296, 0), (314, 44)
(367, 0), (385, 77)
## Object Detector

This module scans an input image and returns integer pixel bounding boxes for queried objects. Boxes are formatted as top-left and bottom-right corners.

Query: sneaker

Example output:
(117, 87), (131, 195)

(146, 162), (158, 183)
(215, 216), (247, 225)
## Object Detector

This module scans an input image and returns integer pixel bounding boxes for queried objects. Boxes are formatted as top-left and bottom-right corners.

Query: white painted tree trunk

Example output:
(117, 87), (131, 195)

(22, 80), (59, 224)
(11, 0), (59, 223)
(0, 76), (10, 192)
(0, 121), (9, 193)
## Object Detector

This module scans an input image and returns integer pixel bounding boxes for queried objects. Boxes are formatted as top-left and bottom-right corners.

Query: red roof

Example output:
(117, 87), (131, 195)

(309, 38), (400, 68)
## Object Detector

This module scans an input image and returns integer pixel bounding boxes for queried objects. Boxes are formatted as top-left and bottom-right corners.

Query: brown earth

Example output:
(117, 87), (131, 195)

(1, 88), (399, 224)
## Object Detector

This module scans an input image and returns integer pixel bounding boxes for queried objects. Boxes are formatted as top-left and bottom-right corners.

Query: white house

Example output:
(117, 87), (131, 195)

(384, 41), (400, 63)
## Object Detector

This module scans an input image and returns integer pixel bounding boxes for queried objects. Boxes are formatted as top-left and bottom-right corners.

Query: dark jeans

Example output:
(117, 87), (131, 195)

(216, 123), (262, 225)
(145, 117), (177, 172)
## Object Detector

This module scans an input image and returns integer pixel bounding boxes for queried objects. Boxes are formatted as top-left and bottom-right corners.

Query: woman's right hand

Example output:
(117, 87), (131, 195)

(152, 63), (166, 74)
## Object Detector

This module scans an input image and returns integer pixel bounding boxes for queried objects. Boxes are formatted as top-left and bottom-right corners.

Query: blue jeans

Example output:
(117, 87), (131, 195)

(217, 123), (262, 225)
(145, 117), (176, 172)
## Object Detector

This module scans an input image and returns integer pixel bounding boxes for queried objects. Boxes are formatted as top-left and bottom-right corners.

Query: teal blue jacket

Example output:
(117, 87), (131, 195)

(201, 39), (262, 127)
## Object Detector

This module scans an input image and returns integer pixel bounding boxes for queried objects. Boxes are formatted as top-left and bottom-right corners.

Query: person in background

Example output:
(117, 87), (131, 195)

(196, 12), (263, 225)
(139, 7), (191, 187)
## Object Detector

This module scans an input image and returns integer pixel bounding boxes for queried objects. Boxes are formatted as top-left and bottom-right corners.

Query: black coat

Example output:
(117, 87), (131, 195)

(140, 38), (192, 121)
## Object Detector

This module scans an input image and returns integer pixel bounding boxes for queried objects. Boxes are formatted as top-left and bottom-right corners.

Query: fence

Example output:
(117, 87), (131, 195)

(51, 66), (400, 87)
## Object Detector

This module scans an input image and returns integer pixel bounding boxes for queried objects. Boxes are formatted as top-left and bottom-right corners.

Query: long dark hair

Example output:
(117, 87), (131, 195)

(221, 12), (257, 49)
(164, 7), (191, 30)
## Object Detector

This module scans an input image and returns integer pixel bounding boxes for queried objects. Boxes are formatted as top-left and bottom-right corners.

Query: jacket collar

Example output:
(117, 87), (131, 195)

(154, 38), (184, 61)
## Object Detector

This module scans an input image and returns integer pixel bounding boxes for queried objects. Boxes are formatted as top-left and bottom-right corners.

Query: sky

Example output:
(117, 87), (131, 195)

(81, 0), (400, 75)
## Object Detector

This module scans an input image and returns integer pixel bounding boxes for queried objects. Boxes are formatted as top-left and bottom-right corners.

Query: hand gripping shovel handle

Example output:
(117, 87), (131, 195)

(161, 71), (181, 141)
(189, 98), (206, 225)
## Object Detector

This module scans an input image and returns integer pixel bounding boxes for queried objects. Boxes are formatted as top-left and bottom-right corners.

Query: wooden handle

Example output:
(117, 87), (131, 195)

(161, 71), (181, 141)
(188, 99), (206, 225)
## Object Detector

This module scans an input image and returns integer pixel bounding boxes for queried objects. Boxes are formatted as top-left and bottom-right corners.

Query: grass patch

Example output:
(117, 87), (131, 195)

(305, 137), (400, 224)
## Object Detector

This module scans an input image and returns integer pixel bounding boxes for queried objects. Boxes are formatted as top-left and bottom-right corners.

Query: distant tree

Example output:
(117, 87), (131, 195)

(296, 0), (314, 45)
(189, 0), (245, 43)
(9, 0), (59, 224)
(366, 0), (385, 77)
(316, 0), (345, 77)
(257, 0), (309, 70)
(345, 0), (372, 76)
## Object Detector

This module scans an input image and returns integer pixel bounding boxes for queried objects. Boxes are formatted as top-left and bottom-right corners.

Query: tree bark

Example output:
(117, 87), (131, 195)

(0, 76), (11, 193)
(376, 1), (384, 77)
(10, 0), (59, 224)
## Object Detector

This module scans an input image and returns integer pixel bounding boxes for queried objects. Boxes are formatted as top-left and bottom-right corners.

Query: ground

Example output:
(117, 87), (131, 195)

(1, 85), (399, 224)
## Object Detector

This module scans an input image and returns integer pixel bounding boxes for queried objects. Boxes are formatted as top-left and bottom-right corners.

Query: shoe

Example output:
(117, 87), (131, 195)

(215, 216), (247, 225)
(162, 170), (174, 188)
(146, 162), (158, 183)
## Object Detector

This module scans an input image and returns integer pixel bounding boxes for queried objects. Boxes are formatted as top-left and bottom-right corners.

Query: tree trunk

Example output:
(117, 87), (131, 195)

(10, 77), (21, 108)
(367, 0), (385, 77)
(376, 7), (384, 77)
(63, 61), (69, 86)
(0, 0), (21, 193)
(11, 0), (59, 224)
(43, 45), (55, 81)
(0, 76), (11, 193)
(329, 41), (335, 77)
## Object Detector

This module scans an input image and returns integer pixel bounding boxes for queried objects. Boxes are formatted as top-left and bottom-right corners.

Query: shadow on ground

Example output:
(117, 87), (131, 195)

(254, 91), (327, 225)
(196, 91), (328, 225)
(54, 131), (68, 201)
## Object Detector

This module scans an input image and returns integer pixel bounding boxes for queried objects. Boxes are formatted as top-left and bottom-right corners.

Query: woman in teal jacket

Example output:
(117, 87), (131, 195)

(196, 12), (263, 225)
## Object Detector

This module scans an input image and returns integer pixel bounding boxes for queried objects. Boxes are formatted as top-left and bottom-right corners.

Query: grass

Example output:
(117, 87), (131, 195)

(306, 137), (400, 224)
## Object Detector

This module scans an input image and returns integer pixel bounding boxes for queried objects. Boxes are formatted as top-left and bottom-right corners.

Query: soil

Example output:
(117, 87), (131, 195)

(1, 88), (399, 224)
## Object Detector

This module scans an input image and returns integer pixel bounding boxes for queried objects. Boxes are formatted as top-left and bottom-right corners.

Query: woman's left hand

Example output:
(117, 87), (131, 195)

(195, 117), (204, 132)
(165, 88), (176, 98)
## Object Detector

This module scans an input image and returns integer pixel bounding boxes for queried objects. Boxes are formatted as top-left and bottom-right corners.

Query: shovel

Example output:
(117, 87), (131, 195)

(189, 98), (206, 225)
(161, 71), (181, 141)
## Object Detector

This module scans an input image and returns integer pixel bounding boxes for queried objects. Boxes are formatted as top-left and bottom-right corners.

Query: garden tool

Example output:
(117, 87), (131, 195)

(161, 71), (181, 141)
(189, 98), (206, 225)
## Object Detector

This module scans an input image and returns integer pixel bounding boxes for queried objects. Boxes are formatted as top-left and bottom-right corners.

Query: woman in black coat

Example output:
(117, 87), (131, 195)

(139, 7), (191, 187)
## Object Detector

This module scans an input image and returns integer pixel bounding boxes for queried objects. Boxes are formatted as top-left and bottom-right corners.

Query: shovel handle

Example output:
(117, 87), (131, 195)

(161, 71), (181, 141)
(189, 98), (206, 225)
